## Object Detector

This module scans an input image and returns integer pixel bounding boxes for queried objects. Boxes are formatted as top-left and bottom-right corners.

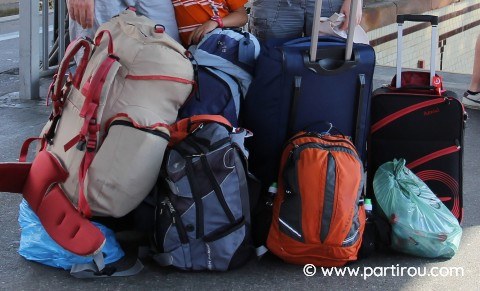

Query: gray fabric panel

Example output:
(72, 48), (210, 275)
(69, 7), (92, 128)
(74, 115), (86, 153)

(181, 202), (198, 240)
(189, 239), (208, 270)
(278, 154), (304, 242)
(196, 123), (231, 145)
(70, 258), (144, 278)
(201, 191), (232, 235)
(217, 169), (242, 219)
(152, 253), (173, 267)
(217, 153), (243, 219)
(342, 167), (365, 247)
(166, 150), (186, 182)
(230, 129), (250, 159)
(169, 176), (192, 199)
(320, 153), (336, 242)
(168, 244), (192, 270)
(205, 224), (246, 271)
(342, 220), (360, 247)
(233, 151), (251, 224)
(163, 223), (181, 253)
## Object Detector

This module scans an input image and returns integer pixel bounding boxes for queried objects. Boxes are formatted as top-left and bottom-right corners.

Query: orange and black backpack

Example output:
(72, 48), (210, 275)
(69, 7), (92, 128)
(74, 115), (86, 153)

(266, 130), (366, 266)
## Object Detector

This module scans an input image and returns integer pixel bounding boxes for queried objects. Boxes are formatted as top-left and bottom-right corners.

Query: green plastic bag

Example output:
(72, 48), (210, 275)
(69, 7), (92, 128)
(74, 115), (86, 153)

(373, 159), (462, 259)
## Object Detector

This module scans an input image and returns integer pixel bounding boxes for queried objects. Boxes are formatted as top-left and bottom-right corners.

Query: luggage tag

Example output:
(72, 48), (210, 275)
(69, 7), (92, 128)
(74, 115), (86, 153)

(238, 33), (256, 67)
(432, 75), (443, 95)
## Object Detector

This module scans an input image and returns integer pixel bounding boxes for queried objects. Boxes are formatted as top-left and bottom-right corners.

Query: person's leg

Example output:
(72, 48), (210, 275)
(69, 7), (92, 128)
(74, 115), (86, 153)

(467, 33), (480, 92)
(249, 0), (305, 42)
(463, 33), (480, 109)
(135, 0), (180, 43)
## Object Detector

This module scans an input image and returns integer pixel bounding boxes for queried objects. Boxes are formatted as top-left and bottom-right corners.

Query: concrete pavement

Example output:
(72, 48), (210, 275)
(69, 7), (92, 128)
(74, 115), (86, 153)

(0, 16), (479, 287)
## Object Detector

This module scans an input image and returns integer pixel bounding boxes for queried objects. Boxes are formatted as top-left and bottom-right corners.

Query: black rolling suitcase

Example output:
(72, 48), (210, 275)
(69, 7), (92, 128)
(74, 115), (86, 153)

(368, 15), (467, 222)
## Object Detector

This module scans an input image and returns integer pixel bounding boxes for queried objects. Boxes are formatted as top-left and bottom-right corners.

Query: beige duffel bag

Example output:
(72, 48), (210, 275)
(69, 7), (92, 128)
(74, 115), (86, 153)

(40, 9), (194, 217)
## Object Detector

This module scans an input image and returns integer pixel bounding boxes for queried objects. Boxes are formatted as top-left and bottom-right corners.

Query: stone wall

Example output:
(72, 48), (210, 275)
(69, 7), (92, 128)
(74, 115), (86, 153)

(0, 0), (18, 4)
(365, 0), (479, 74)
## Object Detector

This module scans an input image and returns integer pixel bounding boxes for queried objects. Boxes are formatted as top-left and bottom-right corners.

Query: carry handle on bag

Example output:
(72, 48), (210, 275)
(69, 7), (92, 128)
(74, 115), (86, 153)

(395, 14), (439, 88)
(309, 0), (358, 62)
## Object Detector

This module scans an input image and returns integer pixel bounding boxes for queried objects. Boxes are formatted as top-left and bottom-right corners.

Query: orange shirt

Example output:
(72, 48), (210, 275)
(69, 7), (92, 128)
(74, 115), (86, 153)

(172, 0), (247, 46)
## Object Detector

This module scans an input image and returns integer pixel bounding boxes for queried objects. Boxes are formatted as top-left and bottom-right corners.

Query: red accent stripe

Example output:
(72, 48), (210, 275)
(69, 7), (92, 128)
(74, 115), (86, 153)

(52, 39), (92, 115)
(125, 74), (195, 85)
(75, 56), (117, 218)
(406, 146), (460, 170)
(416, 170), (460, 220)
(103, 113), (170, 134)
(54, 38), (92, 97)
(79, 57), (116, 118)
(94, 30), (114, 55)
(371, 98), (446, 134)
(19, 137), (43, 162)
(64, 134), (81, 152)
(72, 41), (92, 89)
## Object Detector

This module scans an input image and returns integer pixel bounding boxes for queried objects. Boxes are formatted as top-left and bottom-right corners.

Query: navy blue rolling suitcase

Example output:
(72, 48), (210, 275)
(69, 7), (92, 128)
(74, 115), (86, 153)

(243, 0), (376, 189)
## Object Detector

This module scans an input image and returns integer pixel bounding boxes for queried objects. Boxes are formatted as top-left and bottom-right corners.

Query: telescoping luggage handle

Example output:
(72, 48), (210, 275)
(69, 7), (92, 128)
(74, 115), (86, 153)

(396, 14), (439, 88)
(309, 0), (359, 62)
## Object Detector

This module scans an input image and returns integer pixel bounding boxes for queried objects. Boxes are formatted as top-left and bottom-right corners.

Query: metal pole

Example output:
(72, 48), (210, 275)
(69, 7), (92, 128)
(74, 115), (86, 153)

(58, 0), (66, 63)
(396, 23), (403, 88)
(19, 0), (40, 100)
(430, 24), (438, 86)
(345, 0), (358, 61)
(309, 0), (323, 62)
(42, 0), (49, 70)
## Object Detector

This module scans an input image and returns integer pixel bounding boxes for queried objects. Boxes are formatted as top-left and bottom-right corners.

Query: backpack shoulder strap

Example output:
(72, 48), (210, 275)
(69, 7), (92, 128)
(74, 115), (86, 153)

(51, 38), (93, 116)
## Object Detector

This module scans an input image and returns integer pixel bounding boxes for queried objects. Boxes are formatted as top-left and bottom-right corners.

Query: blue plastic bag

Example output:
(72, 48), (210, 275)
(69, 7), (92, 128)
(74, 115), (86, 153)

(18, 199), (124, 270)
(373, 159), (462, 259)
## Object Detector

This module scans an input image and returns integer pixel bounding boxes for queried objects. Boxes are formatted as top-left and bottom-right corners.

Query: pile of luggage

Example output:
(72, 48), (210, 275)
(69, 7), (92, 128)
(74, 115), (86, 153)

(0, 3), (466, 278)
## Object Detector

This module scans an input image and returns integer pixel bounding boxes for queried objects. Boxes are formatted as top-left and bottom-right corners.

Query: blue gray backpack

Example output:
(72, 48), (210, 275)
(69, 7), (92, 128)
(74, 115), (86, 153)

(151, 115), (258, 271)
(178, 28), (260, 126)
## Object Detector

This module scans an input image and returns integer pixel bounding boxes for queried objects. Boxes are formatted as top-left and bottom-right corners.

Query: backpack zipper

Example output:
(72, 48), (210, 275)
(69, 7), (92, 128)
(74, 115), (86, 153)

(288, 133), (358, 156)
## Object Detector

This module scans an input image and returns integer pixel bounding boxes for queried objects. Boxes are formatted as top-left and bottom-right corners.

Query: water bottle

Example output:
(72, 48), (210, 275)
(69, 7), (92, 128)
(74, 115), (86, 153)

(266, 182), (277, 206)
(365, 198), (373, 218)
(359, 198), (376, 258)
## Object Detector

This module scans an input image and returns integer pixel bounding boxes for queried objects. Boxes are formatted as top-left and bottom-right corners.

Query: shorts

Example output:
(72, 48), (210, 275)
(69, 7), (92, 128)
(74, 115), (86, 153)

(249, 0), (344, 41)
(69, 0), (180, 43)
